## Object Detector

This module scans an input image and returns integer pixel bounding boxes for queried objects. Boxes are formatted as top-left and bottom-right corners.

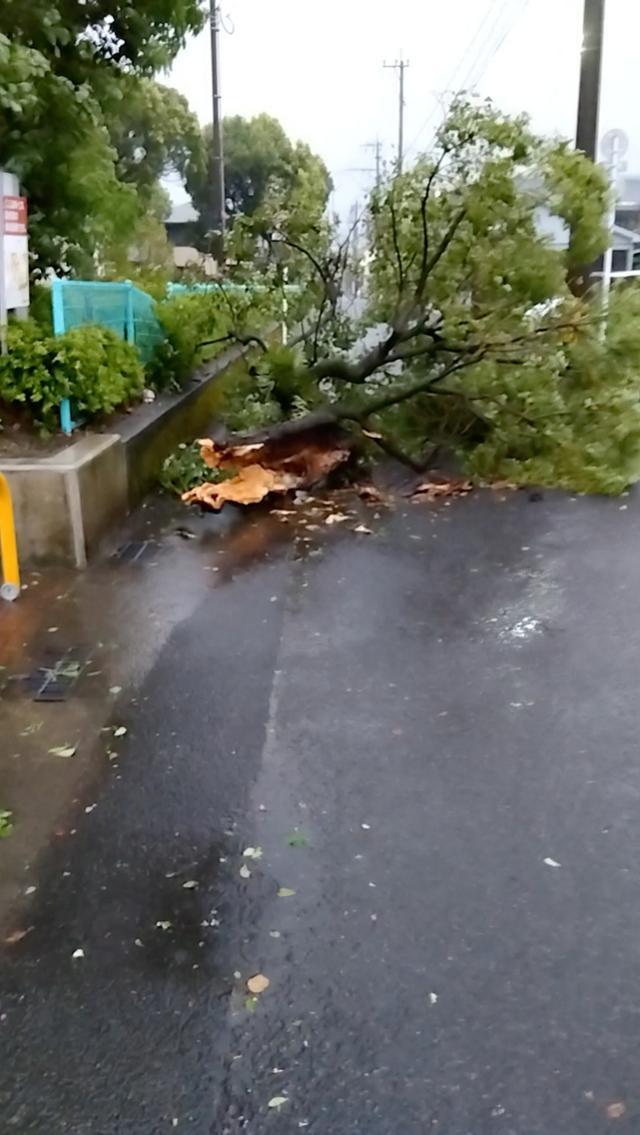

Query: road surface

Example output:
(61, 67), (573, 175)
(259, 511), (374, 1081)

(1, 485), (639, 1133)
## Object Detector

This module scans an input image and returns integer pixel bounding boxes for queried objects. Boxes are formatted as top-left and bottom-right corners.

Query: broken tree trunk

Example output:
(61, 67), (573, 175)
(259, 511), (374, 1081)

(182, 422), (353, 510)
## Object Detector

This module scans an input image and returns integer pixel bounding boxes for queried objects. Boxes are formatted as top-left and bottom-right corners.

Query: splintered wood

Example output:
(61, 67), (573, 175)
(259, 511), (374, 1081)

(182, 428), (351, 511)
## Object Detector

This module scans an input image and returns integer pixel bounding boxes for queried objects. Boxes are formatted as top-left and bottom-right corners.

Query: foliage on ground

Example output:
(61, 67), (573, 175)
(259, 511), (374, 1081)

(0, 809), (13, 838)
(159, 442), (231, 495)
(215, 346), (325, 433)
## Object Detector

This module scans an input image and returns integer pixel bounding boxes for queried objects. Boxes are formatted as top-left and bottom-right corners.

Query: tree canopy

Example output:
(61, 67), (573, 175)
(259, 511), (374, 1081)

(0, 1), (205, 276)
(187, 113), (332, 239)
(202, 100), (640, 495)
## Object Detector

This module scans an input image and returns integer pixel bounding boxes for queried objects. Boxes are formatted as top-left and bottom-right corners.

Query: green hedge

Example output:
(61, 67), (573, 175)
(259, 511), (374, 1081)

(0, 320), (144, 431)
(148, 287), (285, 391)
(0, 284), (282, 433)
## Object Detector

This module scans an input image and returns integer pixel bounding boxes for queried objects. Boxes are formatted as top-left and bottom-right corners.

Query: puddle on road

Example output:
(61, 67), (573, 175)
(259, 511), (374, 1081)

(0, 487), (388, 929)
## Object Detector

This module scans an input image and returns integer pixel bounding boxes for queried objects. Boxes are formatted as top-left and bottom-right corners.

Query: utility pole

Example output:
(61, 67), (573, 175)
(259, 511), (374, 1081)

(571, 0), (606, 294)
(575, 0), (605, 160)
(363, 139), (383, 188)
(384, 57), (409, 174)
(210, 0), (226, 266)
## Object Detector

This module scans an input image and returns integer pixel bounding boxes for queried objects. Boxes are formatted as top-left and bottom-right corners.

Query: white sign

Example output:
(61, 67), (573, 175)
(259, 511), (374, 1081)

(3, 233), (29, 309)
(0, 174), (29, 347)
(2, 195), (29, 309)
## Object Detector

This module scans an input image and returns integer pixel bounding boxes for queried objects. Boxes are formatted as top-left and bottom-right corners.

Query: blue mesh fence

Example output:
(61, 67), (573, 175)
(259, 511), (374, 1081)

(51, 279), (164, 364)
(51, 279), (165, 432)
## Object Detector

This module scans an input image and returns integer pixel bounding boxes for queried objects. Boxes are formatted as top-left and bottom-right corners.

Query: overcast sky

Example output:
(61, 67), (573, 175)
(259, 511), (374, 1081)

(167, 0), (640, 214)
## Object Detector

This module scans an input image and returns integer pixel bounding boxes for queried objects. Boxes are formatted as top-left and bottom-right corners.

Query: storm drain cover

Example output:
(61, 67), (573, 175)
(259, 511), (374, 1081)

(113, 540), (157, 563)
(29, 650), (87, 702)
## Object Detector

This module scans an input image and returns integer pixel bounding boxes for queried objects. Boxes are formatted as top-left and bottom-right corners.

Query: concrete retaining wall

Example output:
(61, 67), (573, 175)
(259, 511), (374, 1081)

(0, 344), (246, 566)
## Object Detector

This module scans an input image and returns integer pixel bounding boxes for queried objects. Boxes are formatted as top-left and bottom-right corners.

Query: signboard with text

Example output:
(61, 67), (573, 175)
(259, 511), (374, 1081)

(3, 196), (27, 236)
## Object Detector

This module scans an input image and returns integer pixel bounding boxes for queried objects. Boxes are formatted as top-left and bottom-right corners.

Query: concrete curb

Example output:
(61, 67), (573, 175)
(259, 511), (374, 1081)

(0, 343), (248, 566)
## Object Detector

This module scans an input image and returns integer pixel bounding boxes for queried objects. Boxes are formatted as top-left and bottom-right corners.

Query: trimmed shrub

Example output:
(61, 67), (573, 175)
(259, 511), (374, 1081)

(0, 319), (144, 431)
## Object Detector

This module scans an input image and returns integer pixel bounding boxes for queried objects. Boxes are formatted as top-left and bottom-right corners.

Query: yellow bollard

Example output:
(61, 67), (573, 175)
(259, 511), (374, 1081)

(0, 473), (20, 601)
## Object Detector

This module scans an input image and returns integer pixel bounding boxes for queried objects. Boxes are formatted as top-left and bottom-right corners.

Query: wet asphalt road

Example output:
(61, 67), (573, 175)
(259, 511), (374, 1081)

(2, 487), (640, 1133)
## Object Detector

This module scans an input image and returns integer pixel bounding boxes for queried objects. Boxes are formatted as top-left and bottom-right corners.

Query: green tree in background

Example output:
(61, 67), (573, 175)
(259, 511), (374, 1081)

(0, 1), (205, 277)
(107, 78), (205, 207)
(188, 113), (332, 241)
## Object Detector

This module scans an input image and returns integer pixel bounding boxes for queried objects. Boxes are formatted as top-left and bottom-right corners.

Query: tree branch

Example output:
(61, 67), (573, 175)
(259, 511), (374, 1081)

(272, 232), (333, 298)
(388, 193), (406, 297)
(335, 354), (486, 421)
(357, 424), (438, 472)
(198, 331), (268, 352)
(415, 151), (448, 300)
(424, 206), (467, 278)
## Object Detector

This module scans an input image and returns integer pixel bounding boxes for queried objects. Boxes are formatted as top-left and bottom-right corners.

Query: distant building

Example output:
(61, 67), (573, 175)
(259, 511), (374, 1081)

(164, 201), (218, 277)
(535, 201), (640, 273)
(165, 201), (200, 247)
(616, 176), (640, 236)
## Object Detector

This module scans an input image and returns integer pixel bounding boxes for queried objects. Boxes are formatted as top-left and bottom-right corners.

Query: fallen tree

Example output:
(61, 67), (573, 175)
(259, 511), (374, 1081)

(185, 99), (640, 501)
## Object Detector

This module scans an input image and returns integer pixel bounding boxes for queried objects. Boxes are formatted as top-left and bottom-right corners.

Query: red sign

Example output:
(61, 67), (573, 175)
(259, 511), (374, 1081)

(3, 196), (27, 236)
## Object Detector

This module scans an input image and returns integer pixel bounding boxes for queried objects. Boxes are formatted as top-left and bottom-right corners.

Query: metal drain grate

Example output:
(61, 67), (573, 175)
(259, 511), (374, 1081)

(29, 650), (87, 702)
(113, 540), (157, 563)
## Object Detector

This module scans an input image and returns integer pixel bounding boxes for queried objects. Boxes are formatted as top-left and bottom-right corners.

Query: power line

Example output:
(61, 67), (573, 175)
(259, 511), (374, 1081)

(447, 0), (510, 96)
(454, 0), (513, 94)
(469, 0), (532, 88)
(405, 0), (531, 160)
(403, 0), (506, 160)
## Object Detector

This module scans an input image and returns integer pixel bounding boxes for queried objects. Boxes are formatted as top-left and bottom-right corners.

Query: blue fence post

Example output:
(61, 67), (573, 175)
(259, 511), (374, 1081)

(51, 279), (65, 335)
(60, 399), (73, 435)
(125, 282), (135, 347)
(51, 280), (74, 435)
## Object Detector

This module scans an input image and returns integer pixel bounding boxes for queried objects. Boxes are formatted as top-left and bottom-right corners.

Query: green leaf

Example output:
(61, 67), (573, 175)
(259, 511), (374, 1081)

(0, 810), (13, 838)
(286, 831), (308, 848)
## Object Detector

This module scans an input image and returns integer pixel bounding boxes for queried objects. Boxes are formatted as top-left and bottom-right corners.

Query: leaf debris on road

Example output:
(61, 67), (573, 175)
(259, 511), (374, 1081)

(49, 744), (77, 758)
(247, 973), (270, 994)
(287, 830), (308, 847)
(268, 1096), (289, 1110)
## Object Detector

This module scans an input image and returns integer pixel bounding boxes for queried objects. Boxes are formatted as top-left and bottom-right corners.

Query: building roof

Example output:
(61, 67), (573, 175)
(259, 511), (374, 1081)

(611, 223), (640, 249)
(166, 201), (199, 225)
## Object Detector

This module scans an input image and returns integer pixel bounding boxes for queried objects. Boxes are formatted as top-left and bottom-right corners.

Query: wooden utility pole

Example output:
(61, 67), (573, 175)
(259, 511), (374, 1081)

(575, 0), (605, 160)
(210, 0), (226, 265)
(384, 57), (409, 174)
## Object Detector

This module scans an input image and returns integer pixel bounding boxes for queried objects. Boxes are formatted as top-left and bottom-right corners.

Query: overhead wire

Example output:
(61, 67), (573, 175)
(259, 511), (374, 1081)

(403, 0), (508, 160)
(453, 0), (514, 95)
(404, 0), (531, 161)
